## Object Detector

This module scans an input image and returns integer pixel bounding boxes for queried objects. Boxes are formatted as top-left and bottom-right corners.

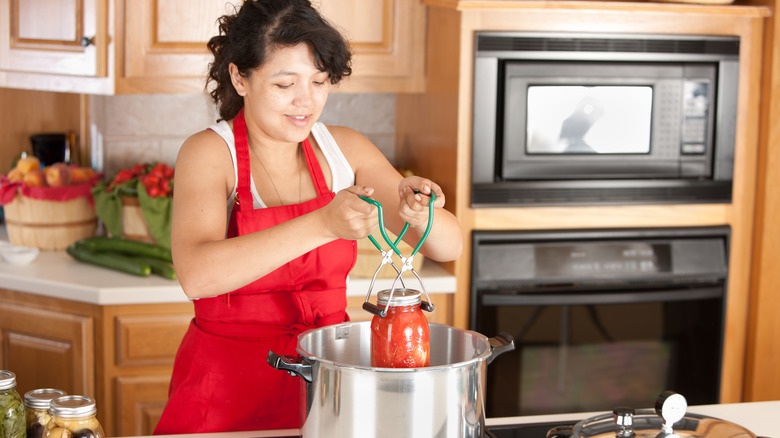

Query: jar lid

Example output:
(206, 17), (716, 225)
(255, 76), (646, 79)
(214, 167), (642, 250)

(377, 288), (421, 307)
(49, 395), (97, 418)
(0, 370), (16, 390)
(25, 388), (67, 409)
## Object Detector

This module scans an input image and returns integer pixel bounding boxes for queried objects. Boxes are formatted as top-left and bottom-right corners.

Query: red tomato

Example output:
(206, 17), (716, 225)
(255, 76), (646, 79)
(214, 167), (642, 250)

(150, 167), (165, 179)
(130, 164), (146, 176)
(146, 185), (162, 197)
(142, 174), (161, 187)
(161, 178), (172, 193)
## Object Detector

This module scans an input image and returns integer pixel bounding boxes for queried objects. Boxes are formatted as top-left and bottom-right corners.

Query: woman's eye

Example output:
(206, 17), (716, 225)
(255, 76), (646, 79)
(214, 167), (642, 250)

(313, 80), (326, 86)
(276, 83), (293, 89)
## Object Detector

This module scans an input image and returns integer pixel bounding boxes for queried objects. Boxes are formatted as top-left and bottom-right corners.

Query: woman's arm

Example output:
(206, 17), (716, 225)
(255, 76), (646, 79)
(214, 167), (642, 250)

(330, 126), (463, 262)
(170, 129), (376, 299)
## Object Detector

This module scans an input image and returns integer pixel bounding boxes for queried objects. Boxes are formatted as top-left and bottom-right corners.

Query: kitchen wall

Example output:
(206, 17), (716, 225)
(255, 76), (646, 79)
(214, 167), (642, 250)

(90, 93), (396, 178)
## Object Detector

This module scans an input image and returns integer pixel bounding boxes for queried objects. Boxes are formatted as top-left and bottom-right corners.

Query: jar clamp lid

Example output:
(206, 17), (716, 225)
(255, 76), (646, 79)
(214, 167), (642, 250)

(25, 388), (67, 409)
(0, 370), (17, 390)
(377, 288), (422, 307)
(49, 395), (97, 417)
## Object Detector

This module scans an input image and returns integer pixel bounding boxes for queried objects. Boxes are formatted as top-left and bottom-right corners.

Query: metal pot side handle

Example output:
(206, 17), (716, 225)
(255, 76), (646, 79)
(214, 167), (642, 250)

(267, 351), (313, 383)
(487, 332), (515, 365)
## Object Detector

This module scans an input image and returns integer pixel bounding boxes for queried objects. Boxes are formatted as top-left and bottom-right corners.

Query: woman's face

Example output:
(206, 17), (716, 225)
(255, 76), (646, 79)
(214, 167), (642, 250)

(231, 43), (331, 144)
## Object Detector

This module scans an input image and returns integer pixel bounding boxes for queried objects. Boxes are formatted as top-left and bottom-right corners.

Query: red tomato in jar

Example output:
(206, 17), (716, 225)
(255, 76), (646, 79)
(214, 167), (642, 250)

(370, 299), (430, 368)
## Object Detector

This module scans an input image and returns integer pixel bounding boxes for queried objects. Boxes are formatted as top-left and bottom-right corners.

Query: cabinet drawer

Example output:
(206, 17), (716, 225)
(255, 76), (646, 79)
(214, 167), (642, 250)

(115, 314), (192, 366)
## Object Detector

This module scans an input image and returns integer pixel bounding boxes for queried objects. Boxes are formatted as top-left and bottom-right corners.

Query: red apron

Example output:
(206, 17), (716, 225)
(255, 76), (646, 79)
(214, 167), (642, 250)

(154, 109), (356, 434)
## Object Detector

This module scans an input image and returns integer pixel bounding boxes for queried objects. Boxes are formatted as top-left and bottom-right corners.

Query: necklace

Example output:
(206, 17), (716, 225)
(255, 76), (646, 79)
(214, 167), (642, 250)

(251, 142), (303, 206)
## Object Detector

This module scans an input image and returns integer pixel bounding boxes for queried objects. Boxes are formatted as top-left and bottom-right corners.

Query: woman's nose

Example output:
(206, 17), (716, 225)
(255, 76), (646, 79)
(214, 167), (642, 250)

(293, 84), (314, 106)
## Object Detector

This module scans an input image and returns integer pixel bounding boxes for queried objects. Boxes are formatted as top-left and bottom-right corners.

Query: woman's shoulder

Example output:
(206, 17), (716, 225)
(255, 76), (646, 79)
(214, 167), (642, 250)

(178, 125), (234, 166)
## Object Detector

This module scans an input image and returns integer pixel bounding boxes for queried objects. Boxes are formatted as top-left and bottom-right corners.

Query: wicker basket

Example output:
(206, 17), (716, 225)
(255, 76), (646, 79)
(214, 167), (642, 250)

(120, 196), (155, 243)
(352, 233), (424, 278)
(3, 194), (97, 250)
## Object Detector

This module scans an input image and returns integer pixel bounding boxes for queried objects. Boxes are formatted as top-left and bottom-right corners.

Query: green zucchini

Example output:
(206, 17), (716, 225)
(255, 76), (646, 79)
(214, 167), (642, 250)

(76, 236), (172, 262)
(67, 244), (152, 277)
(132, 256), (177, 280)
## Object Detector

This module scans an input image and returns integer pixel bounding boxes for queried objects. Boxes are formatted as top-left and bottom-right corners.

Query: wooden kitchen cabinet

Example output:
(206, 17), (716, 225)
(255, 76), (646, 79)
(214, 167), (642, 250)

(0, 0), (426, 94)
(0, 0), (108, 77)
(0, 289), (193, 437)
(0, 289), (95, 398)
(744, 0), (780, 402)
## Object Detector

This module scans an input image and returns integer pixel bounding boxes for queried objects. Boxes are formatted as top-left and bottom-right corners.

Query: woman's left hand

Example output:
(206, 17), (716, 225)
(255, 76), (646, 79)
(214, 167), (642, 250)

(397, 176), (446, 228)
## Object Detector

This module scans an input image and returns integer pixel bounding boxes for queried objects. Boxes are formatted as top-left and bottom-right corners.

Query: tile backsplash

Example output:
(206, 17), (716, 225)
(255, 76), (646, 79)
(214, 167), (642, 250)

(91, 93), (396, 178)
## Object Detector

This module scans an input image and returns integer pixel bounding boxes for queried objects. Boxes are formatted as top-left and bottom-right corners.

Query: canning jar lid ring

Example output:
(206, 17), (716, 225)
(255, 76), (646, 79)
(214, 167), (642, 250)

(49, 395), (97, 417)
(25, 388), (67, 409)
(0, 370), (16, 390)
(377, 288), (422, 307)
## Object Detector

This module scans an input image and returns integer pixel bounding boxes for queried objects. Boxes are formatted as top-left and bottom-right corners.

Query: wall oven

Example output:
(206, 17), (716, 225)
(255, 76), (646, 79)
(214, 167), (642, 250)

(470, 227), (728, 418)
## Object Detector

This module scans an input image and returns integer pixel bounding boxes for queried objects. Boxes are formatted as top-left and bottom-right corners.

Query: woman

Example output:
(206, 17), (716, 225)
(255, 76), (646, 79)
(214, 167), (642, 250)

(154, 0), (462, 434)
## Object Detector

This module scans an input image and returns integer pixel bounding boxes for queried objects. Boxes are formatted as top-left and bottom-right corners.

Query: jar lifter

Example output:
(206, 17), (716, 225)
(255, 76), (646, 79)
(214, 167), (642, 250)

(358, 193), (435, 317)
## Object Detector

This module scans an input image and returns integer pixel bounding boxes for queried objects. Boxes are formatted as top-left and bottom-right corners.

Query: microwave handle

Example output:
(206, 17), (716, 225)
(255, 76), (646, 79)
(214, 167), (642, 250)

(480, 286), (722, 307)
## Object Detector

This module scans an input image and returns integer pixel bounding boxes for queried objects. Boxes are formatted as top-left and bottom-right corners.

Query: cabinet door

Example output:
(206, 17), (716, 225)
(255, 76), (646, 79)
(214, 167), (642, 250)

(115, 375), (170, 437)
(119, 0), (425, 94)
(318, 0), (425, 93)
(0, 301), (94, 397)
(0, 0), (107, 76)
(118, 0), (238, 93)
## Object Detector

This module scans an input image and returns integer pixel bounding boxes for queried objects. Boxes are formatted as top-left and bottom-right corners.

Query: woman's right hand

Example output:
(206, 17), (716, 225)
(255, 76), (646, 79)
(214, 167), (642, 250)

(318, 185), (378, 240)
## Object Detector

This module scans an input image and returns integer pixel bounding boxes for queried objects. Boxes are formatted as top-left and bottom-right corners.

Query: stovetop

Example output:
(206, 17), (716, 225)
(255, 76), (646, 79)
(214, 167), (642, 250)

(266, 419), (579, 438)
(486, 420), (577, 437)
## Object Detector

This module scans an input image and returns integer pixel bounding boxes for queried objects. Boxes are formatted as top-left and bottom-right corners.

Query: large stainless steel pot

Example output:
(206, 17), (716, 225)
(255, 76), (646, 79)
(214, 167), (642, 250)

(268, 321), (514, 438)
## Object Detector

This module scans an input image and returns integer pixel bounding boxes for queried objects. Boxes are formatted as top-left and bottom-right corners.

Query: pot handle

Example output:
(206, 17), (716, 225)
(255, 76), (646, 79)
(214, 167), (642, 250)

(545, 425), (573, 438)
(267, 351), (313, 383)
(487, 332), (515, 365)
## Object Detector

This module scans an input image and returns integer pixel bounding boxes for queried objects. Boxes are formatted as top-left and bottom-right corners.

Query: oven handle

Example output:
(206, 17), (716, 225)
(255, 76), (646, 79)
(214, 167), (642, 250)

(480, 286), (722, 306)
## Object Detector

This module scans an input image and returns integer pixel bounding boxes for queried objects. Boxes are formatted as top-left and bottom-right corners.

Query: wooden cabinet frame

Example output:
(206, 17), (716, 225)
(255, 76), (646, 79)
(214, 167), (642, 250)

(397, 0), (769, 404)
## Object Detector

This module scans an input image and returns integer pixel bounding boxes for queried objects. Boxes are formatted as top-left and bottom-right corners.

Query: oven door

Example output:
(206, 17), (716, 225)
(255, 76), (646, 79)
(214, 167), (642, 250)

(470, 227), (729, 419)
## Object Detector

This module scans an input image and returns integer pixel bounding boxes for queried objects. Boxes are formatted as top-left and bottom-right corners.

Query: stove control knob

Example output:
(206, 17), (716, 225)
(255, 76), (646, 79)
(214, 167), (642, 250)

(613, 407), (635, 437)
(655, 390), (688, 434)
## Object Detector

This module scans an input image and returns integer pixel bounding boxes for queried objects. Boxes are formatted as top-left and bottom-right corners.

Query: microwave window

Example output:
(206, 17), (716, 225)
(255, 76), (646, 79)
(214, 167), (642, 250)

(526, 86), (653, 155)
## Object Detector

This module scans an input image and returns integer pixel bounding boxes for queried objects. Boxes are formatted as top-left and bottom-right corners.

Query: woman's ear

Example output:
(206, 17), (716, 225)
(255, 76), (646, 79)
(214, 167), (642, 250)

(229, 63), (247, 96)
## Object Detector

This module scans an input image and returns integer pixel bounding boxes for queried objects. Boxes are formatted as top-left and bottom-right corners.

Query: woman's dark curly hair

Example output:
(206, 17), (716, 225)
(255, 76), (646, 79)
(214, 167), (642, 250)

(206, 0), (352, 121)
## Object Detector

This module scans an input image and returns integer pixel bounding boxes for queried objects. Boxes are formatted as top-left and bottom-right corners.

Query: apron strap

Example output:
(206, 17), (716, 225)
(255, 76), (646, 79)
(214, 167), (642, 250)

(233, 108), (253, 213)
(301, 137), (331, 197)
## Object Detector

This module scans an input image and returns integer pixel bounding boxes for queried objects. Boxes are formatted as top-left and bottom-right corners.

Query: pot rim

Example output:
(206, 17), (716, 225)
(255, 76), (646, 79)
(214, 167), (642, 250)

(295, 321), (495, 372)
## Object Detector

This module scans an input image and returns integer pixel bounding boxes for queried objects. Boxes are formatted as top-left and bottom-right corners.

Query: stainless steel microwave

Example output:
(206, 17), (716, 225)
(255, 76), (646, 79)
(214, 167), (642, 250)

(471, 32), (740, 206)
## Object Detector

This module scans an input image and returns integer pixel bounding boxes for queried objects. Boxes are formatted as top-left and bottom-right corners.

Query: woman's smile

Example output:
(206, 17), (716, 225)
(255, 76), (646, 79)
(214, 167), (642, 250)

(287, 114), (311, 127)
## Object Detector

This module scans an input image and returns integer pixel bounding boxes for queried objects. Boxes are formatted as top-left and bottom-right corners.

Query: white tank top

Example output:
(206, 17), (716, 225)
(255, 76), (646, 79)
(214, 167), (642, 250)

(208, 121), (355, 220)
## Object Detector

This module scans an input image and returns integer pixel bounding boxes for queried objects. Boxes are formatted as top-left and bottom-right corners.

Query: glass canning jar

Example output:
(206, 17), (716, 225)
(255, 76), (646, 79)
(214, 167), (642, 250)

(44, 395), (105, 438)
(370, 288), (430, 368)
(25, 388), (67, 438)
(0, 370), (25, 438)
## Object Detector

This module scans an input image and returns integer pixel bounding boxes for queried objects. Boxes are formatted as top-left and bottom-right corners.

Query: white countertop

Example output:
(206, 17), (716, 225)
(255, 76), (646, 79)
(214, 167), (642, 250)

(131, 400), (780, 437)
(0, 227), (455, 305)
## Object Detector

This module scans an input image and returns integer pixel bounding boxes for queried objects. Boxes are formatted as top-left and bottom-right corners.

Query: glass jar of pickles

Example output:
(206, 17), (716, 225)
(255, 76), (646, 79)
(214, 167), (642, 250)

(44, 395), (104, 438)
(370, 288), (430, 368)
(0, 370), (25, 438)
(25, 388), (67, 438)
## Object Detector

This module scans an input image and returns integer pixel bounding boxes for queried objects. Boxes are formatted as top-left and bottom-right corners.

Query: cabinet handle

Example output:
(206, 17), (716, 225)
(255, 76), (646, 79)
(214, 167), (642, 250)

(80, 36), (95, 47)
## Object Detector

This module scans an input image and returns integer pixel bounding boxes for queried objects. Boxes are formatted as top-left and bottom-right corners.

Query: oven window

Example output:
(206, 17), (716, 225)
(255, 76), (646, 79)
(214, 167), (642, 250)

(478, 295), (723, 417)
